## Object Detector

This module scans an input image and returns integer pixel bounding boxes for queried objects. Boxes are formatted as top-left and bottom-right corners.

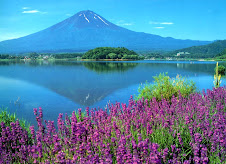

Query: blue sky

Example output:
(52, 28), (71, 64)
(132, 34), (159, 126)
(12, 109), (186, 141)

(0, 0), (225, 42)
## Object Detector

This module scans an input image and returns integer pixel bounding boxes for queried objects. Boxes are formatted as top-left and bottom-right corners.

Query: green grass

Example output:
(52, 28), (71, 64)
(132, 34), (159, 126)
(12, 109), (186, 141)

(0, 108), (30, 132)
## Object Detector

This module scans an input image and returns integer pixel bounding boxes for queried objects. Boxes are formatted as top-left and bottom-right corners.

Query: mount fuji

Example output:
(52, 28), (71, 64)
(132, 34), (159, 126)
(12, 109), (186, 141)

(0, 10), (210, 54)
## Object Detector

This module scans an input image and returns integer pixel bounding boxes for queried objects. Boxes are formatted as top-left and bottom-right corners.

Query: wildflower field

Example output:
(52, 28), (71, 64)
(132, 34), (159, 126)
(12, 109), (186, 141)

(0, 86), (226, 163)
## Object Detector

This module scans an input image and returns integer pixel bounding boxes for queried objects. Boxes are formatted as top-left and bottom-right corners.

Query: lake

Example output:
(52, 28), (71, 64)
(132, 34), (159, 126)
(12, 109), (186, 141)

(0, 60), (224, 125)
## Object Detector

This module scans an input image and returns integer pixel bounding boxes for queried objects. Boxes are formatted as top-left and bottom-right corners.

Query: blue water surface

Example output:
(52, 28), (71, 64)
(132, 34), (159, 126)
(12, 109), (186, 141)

(0, 60), (224, 125)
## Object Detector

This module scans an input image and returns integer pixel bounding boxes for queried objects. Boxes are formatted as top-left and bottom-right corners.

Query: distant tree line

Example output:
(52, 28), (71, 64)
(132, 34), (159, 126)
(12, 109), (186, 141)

(53, 53), (83, 59)
(140, 52), (167, 59)
(0, 54), (24, 59)
(0, 52), (83, 60)
(27, 52), (83, 59)
(0, 54), (12, 59)
(82, 47), (142, 60)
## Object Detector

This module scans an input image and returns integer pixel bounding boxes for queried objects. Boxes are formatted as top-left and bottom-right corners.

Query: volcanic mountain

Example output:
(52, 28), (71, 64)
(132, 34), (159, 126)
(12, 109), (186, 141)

(0, 10), (210, 53)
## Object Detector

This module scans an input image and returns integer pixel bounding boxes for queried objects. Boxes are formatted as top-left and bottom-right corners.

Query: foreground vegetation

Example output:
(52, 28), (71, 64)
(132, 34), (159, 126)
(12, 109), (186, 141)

(0, 109), (29, 132)
(0, 87), (226, 163)
(0, 66), (225, 163)
(136, 73), (196, 102)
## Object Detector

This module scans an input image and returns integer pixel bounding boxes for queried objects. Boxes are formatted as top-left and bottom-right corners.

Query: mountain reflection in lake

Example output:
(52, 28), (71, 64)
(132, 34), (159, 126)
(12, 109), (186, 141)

(0, 60), (224, 125)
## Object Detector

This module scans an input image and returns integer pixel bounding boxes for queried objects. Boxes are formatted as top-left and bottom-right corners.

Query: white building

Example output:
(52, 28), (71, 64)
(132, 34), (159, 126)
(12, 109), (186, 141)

(176, 52), (190, 56)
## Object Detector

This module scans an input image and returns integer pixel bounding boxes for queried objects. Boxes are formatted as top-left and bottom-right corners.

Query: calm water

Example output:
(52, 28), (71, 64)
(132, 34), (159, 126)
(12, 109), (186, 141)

(0, 60), (225, 125)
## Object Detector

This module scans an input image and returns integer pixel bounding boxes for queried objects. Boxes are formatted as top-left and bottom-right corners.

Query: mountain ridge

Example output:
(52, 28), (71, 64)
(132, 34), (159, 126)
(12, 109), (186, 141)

(167, 40), (226, 58)
(0, 10), (211, 54)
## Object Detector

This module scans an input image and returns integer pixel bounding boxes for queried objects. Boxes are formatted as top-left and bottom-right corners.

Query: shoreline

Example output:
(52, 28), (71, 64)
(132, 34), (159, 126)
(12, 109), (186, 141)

(81, 59), (138, 61)
(0, 58), (221, 62)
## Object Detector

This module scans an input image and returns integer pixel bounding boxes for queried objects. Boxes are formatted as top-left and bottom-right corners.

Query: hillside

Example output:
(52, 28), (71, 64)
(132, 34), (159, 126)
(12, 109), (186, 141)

(82, 47), (140, 60)
(214, 48), (226, 60)
(0, 10), (210, 54)
(168, 40), (226, 58)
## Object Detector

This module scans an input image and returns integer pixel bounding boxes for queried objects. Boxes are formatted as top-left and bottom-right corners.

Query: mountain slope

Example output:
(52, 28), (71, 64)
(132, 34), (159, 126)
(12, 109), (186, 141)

(168, 40), (226, 58)
(0, 10), (211, 54)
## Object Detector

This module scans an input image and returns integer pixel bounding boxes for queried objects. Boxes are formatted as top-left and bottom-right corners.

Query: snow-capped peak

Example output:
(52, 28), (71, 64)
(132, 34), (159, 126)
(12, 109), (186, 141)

(70, 10), (113, 28)
(51, 10), (121, 30)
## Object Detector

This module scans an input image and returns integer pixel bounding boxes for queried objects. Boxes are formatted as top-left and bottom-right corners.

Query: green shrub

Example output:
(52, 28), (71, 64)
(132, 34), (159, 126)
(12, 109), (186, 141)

(215, 65), (225, 75)
(136, 73), (196, 102)
(0, 109), (30, 132)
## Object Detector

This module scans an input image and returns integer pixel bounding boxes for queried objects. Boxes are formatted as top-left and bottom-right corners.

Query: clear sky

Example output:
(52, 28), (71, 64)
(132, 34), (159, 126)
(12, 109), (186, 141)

(0, 0), (225, 42)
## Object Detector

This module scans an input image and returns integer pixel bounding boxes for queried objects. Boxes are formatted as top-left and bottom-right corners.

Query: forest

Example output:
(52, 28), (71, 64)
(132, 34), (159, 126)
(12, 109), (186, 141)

(82, 47), (141, 60)
(167, 40), (226, 58)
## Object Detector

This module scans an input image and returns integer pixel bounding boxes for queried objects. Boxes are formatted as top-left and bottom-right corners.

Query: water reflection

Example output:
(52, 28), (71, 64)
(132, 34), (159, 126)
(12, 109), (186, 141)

(0, 76), (77, 126)
(0, 60), (222, 108)
(0, 60), (22, 66)
(83, 62), (138, 73)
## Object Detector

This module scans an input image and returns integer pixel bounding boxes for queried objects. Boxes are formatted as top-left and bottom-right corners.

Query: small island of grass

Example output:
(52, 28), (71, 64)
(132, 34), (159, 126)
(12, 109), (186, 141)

(82, 47), (143, 60)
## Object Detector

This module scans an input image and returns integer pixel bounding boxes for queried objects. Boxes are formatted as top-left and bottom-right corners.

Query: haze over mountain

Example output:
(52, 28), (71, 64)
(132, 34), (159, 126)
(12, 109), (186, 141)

(0, 10), (211, 54)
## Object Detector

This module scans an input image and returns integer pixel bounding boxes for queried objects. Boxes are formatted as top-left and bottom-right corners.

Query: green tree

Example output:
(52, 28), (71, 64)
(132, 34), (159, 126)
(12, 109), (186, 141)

(122, 54), (128, 59)
(108, 53), (117, 59)
(82, 47), (140, 60)
(29, 52), (39, 59)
